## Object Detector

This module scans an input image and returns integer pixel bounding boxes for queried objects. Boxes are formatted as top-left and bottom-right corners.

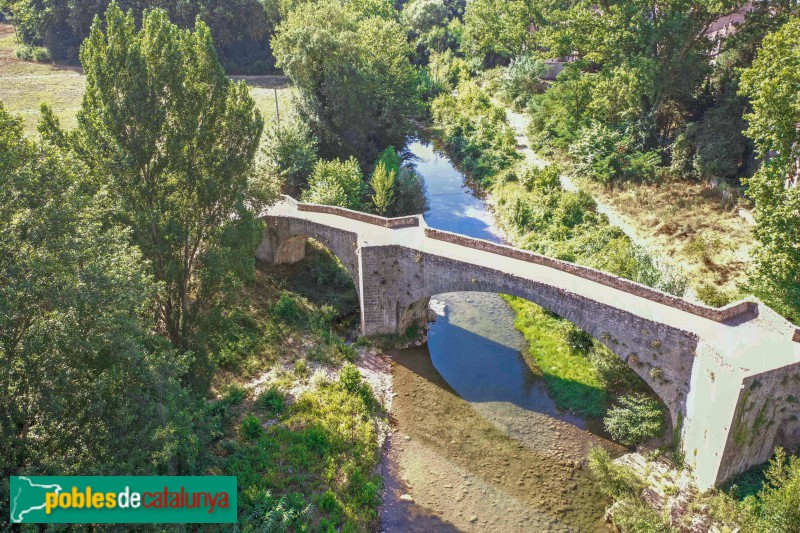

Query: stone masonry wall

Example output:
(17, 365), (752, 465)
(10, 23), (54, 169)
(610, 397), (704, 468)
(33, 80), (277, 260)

(297, 203), (420, 228)
(259, 216), (361, 290)
(715, 362), (800, 484)
(360, 244), (700, 428)
(425, 228), (754, 323)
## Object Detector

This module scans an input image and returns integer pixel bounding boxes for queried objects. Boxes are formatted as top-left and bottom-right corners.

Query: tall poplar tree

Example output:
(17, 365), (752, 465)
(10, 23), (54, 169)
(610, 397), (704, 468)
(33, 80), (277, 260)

(47, 3), (265, 352)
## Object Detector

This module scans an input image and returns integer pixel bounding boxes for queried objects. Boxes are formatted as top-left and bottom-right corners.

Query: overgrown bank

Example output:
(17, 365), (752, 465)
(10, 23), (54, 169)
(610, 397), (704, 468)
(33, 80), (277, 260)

(429, 79), (680, 446)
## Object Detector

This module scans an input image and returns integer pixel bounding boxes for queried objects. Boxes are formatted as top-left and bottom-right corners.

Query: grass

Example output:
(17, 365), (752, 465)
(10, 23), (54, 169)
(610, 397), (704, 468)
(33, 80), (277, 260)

(0, 24), (84, 133)
(578, 176), (755, 298)
(0, 23), (296, 141)
(504, 295), (607, 418)
(205, 240), (382, 531)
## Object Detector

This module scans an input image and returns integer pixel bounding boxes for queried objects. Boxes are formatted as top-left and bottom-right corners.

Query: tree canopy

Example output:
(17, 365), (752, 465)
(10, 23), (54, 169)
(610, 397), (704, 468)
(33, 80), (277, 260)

(272, 0), (421, 163)
(44, 3), (265, 356)
(739, 16), (800, 320)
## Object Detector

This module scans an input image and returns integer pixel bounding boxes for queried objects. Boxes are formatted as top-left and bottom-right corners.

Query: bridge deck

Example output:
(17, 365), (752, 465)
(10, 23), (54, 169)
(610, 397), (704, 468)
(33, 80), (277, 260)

(267, 199), (800, 376)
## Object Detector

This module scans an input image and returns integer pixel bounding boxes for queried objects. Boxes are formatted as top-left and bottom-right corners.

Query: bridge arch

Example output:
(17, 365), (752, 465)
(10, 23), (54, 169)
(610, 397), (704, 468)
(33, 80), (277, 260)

(398, 279), (681, 429)
(257, 216), (361, 292)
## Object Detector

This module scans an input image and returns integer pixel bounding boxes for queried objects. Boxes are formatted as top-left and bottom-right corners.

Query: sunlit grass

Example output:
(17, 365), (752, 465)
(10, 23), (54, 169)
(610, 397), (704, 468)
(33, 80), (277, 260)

(0, 23), (295, 139)
(504, 295), (606, 418)
(578, 176), (755, 298)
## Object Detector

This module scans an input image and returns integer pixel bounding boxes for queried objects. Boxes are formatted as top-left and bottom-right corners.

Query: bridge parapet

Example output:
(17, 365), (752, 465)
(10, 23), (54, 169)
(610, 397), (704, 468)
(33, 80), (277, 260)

(297, 202), (421, 228)
(424, 227), (757, 324)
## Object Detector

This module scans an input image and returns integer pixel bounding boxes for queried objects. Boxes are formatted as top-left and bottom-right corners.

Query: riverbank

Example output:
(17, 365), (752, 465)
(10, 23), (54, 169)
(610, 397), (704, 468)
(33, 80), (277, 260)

(502, 106), (754, 302)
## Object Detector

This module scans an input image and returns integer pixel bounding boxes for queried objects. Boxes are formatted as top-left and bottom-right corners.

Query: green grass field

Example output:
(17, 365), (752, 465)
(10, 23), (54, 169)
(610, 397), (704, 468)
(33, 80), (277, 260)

(0, 23), (295, 137)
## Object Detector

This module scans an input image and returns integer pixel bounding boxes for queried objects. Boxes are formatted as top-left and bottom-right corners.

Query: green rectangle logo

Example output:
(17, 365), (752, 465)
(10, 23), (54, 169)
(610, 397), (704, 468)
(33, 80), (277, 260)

(9, 476), (237, 524)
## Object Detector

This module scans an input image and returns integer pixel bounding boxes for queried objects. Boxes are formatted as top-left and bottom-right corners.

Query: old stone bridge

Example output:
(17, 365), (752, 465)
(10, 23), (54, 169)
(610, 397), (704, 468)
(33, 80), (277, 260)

(257, 196), (800, 490)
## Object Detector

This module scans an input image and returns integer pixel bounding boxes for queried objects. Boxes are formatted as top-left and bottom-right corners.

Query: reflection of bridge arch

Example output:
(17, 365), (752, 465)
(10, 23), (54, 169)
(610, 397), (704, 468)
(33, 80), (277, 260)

(258, 196), (800, 491)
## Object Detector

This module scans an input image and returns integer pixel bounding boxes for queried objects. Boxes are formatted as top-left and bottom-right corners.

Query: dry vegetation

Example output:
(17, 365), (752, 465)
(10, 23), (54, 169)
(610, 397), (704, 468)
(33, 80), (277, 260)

(578, 176), (756, 299)
(0, 23), (295, 138)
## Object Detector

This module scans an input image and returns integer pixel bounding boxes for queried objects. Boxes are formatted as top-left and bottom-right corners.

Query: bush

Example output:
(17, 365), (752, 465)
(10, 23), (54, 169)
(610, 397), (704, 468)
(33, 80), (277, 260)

(272, 294), (302, 324)
(222, 384), (248, 406)
(240, 414), (264, 440)
(15, 45), (51, 62)
(588, 447), (644, 499)
(500, 54), (547, 110)
(261, 119), (318, 190)
(569, 122), (661, 185)
(301, 157), (366, 210)
(257, 387), (286, 415)
(428, 49), (472, 91)
(430, 81), (521, 185)
(519, 164), (561, 192)
(604, 394), (665, 446)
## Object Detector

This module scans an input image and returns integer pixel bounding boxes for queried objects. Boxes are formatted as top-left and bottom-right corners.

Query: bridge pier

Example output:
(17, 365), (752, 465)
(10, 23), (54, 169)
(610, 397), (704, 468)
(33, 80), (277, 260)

(257, 199), (800, 490)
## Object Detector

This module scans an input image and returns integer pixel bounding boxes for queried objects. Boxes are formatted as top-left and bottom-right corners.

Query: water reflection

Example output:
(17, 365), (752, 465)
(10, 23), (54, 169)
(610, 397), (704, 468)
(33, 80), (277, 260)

(407, 140), (500, 242)
(406, 139), (585, 427)
(382, 139), (616, 532)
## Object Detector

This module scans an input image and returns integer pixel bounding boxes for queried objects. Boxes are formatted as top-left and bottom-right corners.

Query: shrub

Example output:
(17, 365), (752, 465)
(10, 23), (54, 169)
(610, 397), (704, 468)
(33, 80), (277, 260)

(588, 447), (644, 499)
(604, 394), (665, 446)
(222, 384), (247, 406)
(272, 294), (302, 324)
(256, 387), (286, 415)
(295, 359), (309, 378)
(696, 283), (735, 308)
(500, 54), (547, 110)
(240, 414), (264, 440)
(245, 491), (311, 532)
(569, 122), (662, 185)
(519, 164), (561, 192)
(261, 119), (318, 190)
(15, 45), (51, 62)
(430, 81), (521, 185)
(428, 49), (472, 90)
(301, 157), (365, 210)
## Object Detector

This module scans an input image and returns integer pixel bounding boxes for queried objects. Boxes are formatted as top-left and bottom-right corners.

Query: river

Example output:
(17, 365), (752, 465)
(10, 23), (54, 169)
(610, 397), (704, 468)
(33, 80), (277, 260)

(380, 140), (624, 532)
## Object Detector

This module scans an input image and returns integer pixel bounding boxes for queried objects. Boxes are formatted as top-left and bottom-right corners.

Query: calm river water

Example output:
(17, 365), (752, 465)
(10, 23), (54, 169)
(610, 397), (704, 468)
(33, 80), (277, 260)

(380, 140), (623, 532)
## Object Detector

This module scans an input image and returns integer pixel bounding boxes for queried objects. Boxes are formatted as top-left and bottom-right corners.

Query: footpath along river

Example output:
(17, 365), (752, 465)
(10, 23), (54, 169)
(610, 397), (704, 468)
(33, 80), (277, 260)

(379, 140), (625, 532)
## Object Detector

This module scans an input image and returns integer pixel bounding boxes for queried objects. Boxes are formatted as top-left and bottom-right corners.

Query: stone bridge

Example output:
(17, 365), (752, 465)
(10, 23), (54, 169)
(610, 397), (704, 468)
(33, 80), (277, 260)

(257, 196), (800, 490)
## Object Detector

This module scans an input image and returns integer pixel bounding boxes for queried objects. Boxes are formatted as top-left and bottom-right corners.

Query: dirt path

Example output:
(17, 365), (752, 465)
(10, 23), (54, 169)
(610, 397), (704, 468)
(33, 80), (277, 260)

(504, 107), (652, 251)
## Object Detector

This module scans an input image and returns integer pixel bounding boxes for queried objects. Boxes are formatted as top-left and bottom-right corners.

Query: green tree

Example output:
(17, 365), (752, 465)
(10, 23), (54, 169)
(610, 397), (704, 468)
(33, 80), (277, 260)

(2, 0), (277, 72)
(0, 104), (200, 522)
(46, 4), (265, 353)
(739, 16), (800, 320)
(272, 0), (421, 162)
(603, 394), (665, 446)
(535, 0), (749, 144)
(301, 157), (366, 209)
(369, 161), (396, 215)
(262, 118), (319, 191)
(463, 0), (539, 66)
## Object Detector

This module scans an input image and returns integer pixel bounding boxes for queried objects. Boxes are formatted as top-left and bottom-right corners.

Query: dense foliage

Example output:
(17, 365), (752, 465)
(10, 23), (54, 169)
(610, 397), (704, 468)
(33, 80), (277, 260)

(430, 80), (521, 184)
(43, 5), (265, 367)
(0, 101), (203, 522)
(739, 16), (800, 321)
(272, 0), (421, 163)
(1, 0), (279, 73)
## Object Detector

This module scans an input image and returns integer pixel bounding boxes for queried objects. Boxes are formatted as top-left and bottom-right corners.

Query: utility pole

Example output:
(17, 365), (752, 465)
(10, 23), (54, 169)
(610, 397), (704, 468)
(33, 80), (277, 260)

(274, 87), (281, 128)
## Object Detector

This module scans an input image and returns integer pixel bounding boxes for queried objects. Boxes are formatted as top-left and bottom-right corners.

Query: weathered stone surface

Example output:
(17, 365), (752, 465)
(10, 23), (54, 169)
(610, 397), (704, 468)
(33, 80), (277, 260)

(257, 196), (800, 490)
